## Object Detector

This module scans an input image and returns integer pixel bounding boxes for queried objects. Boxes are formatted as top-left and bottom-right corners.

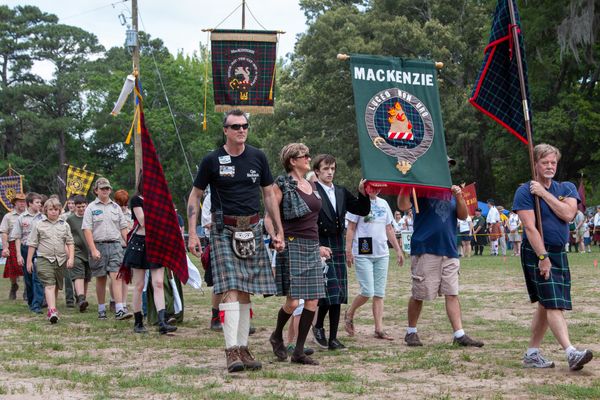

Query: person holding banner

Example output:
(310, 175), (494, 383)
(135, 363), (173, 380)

(513, 143), (593, 371)
(311, 154), (370, 351)
(398, 182), (484, 348)
(123, 184), (177, 335)
(344, 187), (403, 341)
(187, 109), (284, 373)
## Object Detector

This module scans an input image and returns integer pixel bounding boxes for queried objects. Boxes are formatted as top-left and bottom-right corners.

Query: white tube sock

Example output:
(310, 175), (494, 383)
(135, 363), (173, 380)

(238, 303), (251, 347)
(219, 302), (240, 349)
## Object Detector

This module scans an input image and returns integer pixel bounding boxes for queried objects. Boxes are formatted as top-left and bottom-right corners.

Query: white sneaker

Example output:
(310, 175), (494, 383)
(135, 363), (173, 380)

(568, 349), (593, 371)
(523, 352), (555, 368)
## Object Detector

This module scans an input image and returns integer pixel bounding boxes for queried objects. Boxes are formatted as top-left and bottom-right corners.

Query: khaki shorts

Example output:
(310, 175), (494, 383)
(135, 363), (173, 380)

(71, 257), (91, 282)
(410, 254), (459, 300)
(90, 242), (124, 278)
(36, 257), (65, 289)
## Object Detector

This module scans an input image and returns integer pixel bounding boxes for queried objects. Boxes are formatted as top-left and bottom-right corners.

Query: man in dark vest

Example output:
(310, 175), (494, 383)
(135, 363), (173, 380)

(311, 154), (370, 350)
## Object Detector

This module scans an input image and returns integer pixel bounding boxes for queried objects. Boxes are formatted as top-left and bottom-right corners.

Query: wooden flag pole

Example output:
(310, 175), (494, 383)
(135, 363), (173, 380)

(507, 0), (543, 239)
(412, 188), (419, 214)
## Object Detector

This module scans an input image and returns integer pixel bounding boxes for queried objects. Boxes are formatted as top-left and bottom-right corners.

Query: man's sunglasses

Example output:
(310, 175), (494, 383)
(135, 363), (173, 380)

(224, 123), (249, 130)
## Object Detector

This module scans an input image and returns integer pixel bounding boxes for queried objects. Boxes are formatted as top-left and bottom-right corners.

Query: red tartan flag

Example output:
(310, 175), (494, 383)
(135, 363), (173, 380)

(140, 108), (188, 283)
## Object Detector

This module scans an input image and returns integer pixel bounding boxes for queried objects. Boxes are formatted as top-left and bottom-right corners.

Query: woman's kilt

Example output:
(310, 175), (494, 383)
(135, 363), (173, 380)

(123, 234), (161, 270)
(275, 236), (325, 300)
(209, 222), (276, 295)
(318, 234), (348, 306)
(521, 241), (571, 310)
(3, 241), (23, 279)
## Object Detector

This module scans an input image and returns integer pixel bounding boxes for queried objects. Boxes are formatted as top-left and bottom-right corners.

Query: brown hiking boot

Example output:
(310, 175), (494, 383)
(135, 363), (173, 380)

(238, 346), (262, 371)
(291, 352), (319, 365)
(225, 346), (244, 373)
(404, 332), (423, 347)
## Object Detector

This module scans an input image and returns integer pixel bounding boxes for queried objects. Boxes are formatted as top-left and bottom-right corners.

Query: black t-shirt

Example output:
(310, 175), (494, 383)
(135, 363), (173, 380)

(130, 195), (143, 224)
(193, 145), (274, 215)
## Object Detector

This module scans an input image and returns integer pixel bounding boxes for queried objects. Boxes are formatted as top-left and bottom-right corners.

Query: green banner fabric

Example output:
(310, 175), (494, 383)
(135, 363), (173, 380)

(211, 29), (277, 114)
(350, 54), (452, 196)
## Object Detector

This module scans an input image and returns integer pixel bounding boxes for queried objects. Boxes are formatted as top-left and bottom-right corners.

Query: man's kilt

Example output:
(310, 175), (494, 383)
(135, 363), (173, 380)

(3, 241), (23, 279)
(318, 234), (348, 306)
(275, 236), (325, 300)
(209, 222), (276, 295)
(521, 241), (571, 310)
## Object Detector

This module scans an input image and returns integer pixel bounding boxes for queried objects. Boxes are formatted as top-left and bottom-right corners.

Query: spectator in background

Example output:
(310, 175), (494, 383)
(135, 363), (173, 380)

(486, 199), (501, 256)
(574, 210), (586, 253)
(472, 208), (487, 256)
(457, 215), (473, 258)
(508, 210), (522, 256)
(593, 206), (600, 246)
(497, 206), (508, 257)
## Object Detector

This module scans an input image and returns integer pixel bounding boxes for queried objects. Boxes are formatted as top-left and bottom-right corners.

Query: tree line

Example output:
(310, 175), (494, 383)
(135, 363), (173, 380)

(1, 0), (598, 216)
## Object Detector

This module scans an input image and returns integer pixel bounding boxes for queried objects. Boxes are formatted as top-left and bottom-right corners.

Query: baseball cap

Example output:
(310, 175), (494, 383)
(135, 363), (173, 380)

(95, 177), (112, 190)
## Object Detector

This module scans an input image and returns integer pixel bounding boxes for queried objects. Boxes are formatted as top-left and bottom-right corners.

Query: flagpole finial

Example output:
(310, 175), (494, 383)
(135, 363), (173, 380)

(435, 62), (444, 69)
(337, 53), (350, 61)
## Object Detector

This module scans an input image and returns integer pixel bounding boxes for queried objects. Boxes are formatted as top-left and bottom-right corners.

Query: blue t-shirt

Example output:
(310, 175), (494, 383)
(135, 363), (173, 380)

(411, 197), (458, 258)
(512, 180), (579, 246)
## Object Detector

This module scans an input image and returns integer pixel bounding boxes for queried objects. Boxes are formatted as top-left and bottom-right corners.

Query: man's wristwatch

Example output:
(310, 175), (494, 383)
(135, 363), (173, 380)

(538, 253), (549, 261)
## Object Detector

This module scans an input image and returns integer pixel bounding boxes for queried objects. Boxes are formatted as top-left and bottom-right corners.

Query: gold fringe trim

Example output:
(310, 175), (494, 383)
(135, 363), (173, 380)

(214, 105), (274, 114)
(211, 32), (277, 43)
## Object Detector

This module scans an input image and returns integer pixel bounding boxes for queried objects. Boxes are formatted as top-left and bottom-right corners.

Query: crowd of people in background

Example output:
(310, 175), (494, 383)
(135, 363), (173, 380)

(0, 110), (595, 374)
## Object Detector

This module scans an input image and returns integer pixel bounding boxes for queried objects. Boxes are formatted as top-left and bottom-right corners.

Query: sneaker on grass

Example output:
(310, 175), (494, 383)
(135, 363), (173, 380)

(523, 352), (555, 369)
(453, 334), (484, 347)
(568, 349), (593, 371)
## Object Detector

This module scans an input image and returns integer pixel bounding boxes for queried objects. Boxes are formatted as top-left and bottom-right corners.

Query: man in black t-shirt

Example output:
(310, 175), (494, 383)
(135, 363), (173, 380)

(188, 109), (284, 373)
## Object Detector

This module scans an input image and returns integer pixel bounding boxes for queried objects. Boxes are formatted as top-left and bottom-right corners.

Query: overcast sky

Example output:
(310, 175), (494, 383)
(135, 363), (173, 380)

(5, 0), (307, 77)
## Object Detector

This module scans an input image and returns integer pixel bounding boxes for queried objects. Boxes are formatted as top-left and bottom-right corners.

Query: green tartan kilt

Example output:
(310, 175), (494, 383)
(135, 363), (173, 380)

(318, 234), (348, 306)
(209, 222), (276, 295)
(275, 237), (325, 300)
(521, 241), (571, 310)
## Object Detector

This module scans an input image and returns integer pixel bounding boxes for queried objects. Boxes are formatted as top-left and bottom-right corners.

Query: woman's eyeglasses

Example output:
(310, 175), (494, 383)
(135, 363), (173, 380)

(294, 154), (311, 160)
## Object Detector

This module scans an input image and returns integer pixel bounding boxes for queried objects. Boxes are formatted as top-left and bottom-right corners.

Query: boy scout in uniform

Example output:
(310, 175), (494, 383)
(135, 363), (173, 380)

(82, 178), (131, 320)
(27, 198), (75, 324)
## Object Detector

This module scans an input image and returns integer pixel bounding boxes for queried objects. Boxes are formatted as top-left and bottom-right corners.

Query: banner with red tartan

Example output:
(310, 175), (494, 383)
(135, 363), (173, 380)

(139, 108), (188, 284)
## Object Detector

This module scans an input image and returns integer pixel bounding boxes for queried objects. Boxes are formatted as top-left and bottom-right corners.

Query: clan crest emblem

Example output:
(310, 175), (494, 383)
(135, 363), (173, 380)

(228, 53), (259, 101)
(365, 88), (434, 174)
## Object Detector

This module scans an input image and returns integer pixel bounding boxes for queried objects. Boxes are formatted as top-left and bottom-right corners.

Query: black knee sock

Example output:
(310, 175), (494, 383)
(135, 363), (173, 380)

(273, 307), (292, 340)
(329, 304), (341, 341)
(315, 304), (329, 329)
(294, 309), (316, 357)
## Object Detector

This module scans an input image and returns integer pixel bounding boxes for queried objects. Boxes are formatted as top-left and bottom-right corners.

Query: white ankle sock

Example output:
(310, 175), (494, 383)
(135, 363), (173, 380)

(453, 329), (465, 339)
(407, 327), (417, 334)
(526, 347), (539, 356)
(98, 304), (106, 312)
(220, 302), (240, 349)
(238, 303), (251, 347)
(116, 302), (124, 312)
(565, 345), (576, 357)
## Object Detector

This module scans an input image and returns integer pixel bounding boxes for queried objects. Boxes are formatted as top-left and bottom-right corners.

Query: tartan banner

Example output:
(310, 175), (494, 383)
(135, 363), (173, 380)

(469, 0), (531, 144)
(0, 175), (23, 212)
(211, 29), (277, 114)
(462, 183), (478, 216)
(66, 165), (95, 197)
(350, 54), (452, 197)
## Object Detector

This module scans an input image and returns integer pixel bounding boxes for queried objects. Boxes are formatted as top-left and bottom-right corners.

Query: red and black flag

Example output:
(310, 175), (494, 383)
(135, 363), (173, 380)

(469, 0), (531, 144)
(211, 29), (278, 114)
(140, 108), (188, 283)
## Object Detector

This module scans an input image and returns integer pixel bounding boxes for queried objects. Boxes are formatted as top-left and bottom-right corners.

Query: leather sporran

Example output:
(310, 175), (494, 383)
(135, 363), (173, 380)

(230, 229), (256, 259)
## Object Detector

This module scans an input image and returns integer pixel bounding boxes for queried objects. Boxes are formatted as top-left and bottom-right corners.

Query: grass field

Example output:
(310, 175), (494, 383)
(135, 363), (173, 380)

(1, 249), (600, 399)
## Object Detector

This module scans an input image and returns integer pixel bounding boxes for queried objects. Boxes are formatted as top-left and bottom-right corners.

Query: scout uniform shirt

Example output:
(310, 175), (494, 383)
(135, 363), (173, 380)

(81, 198), (128, 242)
(10, 210), (43, 245)
(28, 216), (74, 265)
(0, 210), (22, 237)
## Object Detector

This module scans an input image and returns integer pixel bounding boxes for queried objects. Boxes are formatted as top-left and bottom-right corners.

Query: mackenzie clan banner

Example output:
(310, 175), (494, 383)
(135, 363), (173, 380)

(350, 54), (452, 196)
(211, 30), (277, 114)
